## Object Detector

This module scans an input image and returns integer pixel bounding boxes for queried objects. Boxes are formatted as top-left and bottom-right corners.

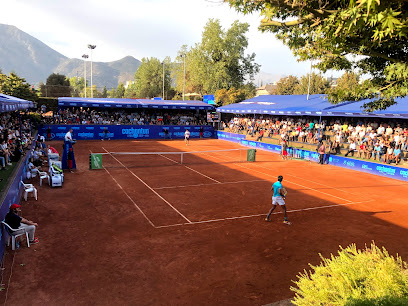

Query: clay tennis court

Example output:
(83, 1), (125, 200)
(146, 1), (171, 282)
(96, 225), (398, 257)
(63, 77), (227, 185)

(2, 138), (408, 305)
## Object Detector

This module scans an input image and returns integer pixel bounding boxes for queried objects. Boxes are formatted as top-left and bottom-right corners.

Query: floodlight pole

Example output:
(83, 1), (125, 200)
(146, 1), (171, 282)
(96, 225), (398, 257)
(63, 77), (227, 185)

(307, 61), (312, 100)
(88, 44), (96, 98)
(162, 61), (165, 100)
(82, 54), (88, 98)
(181, 53), (186, 101)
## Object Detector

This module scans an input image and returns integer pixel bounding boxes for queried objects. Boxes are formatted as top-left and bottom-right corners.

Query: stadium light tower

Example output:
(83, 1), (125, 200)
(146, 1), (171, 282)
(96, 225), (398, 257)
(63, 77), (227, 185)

(180, 53), (186, 101)
(82, 54), (89, 98)
(88, 44), (96, 98)
(162, 61), (165, 100)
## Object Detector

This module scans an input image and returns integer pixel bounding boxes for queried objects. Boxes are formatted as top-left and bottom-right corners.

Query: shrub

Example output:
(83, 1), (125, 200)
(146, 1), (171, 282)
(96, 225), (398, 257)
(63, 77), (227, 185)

(291, 242), (408, 305)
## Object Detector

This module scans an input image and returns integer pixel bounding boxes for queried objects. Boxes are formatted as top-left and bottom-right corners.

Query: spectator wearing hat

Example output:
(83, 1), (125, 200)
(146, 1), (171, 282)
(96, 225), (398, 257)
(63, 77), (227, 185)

(5, 204), (39, 245)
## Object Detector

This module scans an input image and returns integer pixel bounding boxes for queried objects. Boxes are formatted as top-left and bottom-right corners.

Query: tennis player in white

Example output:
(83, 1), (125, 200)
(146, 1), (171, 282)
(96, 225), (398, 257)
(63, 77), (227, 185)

(265, 175), (291, 225)
(184, 129), (190, 146)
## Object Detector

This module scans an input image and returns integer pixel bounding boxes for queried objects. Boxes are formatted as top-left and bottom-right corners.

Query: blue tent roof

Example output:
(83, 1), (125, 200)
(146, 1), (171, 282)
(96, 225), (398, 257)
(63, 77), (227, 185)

(0, 93), (35, 113)
(216, 94), (336, 116)
(58, 97), (214, 111)
(320, 97), (408, 118)
(217, 94), (408, 118)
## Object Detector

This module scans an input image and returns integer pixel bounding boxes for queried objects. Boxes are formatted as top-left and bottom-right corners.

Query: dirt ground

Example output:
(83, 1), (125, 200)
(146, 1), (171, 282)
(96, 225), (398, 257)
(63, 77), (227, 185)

(1, 139), (408, 305)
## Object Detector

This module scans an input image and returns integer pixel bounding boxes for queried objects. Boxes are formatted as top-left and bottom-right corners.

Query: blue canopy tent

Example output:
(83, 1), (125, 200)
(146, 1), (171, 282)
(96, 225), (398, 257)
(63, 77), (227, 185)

(320, 96), (408, 118)
(58, 97), (215, 111)
(216, 94), (334, 116)
(0, 93), (35, 112)
(217, 94), (408, 119)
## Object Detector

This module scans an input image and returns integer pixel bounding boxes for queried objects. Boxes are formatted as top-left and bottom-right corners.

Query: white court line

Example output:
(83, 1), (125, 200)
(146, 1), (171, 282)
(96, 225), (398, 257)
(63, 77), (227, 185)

(194, 143), (363, 196)
(159, 153), (221, 183)
(90, 150), (156, 227)
(154, 200), (374, 229)
(102, 147), (192, 224)
(154, 179), (267, 190)
(201, 150), (353, 203)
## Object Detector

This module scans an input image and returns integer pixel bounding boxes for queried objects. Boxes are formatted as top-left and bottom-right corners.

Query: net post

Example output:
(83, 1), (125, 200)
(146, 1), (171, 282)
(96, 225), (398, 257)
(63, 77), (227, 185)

(181, 153), (183, 164)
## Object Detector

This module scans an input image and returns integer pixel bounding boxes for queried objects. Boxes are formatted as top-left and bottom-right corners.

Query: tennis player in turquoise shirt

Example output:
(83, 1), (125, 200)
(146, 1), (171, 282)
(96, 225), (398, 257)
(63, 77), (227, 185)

(265, 175), (291, 225)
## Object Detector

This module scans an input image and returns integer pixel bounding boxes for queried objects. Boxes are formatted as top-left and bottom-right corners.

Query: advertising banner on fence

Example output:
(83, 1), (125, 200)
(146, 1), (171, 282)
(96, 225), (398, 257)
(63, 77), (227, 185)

(217, 131), (408, 182)
(39, 125), (215, 141)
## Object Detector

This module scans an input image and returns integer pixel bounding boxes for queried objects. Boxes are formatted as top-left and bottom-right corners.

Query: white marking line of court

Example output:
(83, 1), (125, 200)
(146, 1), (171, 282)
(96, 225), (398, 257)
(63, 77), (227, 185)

(154, 200), (374, 229)
(90, 150), (156, 228)
(102, 147), (192, 224)
(195, 143), (362, 196)
(158, 153), (221, 183)
(154, 179), (267, 190)
(203, 150), (353, 203)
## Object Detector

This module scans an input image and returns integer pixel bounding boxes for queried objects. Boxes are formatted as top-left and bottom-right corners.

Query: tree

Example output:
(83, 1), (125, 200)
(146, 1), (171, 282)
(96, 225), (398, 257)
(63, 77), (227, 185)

(115, 83), (125, 98)
(0, 71), (38, 101)
(293, 73), (330, 95)
(107, 88), (116, 98)
(227, 0), (408, 110)
(41, 73), (71, 97)
(176, 19), (260, 96)
(101, 86), (108, 98)
(215, 83), (256, 106)
(69, 77), (85, 97)
(328, 71), (361, 102)
(132, 57), (172, 98)
(273, 75), (299, 95)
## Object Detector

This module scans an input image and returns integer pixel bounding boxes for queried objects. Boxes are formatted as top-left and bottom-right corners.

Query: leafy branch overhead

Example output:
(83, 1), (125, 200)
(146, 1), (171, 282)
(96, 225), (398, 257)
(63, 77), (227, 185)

(227, 0), (408, 110)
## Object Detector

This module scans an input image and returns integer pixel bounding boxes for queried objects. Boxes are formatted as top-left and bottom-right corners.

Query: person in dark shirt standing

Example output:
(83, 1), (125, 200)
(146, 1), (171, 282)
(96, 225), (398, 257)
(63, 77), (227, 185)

(5, 204), (39, 245)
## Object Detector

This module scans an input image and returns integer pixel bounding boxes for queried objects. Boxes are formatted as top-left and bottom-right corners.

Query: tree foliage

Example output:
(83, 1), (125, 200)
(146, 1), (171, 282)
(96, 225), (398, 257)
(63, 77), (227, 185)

(227, 0), (408, 110)
(214, 83), (256, 106)
(176, 19), (260, 96)
(131, 57), (172, 99)
(291, 243), (408, 305)
(273, 75), (299, 95)
(294, 73), (330, 95)
(0, 71), (37, 101)
(41, 73), (71, 97)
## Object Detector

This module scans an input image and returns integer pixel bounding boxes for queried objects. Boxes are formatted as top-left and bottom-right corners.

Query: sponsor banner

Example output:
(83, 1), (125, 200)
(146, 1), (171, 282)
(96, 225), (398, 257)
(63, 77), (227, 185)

(39, 125), (215, 140)
(217, 131), (408, 182)
(216, 131), (246, 143)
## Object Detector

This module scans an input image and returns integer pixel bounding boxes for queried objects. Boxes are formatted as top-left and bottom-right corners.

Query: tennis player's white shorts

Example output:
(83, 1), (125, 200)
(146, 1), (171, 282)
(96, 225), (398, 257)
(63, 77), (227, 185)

(272, 196), (285, 206)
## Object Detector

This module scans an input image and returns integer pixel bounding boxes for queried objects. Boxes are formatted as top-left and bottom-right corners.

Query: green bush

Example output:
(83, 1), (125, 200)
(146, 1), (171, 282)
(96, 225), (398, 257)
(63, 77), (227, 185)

(291, 243), (408, 305)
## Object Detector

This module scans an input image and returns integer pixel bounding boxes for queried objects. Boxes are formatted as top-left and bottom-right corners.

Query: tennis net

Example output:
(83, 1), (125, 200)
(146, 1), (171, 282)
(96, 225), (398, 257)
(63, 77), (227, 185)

(89, 149), (248, 169)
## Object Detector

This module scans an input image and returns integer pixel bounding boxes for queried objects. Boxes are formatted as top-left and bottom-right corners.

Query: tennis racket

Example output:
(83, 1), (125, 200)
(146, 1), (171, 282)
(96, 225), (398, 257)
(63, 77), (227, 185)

(282, 187), (287, 197)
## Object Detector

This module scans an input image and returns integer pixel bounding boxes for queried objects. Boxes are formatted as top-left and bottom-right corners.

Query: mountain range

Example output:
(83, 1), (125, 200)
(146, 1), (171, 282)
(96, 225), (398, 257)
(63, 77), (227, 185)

(0, 23), (280, 90)
(0, 24), (141, 89)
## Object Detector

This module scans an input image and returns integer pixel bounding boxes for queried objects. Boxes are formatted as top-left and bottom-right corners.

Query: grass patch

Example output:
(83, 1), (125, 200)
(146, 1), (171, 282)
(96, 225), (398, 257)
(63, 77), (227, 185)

(0, 162), (18, 193)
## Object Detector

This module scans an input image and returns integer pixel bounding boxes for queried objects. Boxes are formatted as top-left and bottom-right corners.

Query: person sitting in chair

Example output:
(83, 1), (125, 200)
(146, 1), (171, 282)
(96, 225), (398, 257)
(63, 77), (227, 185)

(5, 204), (39, 246)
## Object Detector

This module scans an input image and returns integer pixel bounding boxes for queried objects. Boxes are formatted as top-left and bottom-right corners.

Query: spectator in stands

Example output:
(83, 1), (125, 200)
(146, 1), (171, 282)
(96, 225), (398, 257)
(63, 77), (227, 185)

(372, 142), (382, 161)
(0, 140), (12, 166)
(393, 145), (402, 165)
(345, 141), (357, 157)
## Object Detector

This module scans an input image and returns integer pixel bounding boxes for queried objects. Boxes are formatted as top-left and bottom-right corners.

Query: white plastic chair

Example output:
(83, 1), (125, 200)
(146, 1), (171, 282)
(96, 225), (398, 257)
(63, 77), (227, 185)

(38, 171), (50, 186)
(20, 181), (38, 201)
(1, 221), (30, 250)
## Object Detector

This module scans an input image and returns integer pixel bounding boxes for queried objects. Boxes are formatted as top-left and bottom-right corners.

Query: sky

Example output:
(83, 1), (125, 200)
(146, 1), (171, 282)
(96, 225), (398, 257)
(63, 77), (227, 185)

(2, 0), (326, 84)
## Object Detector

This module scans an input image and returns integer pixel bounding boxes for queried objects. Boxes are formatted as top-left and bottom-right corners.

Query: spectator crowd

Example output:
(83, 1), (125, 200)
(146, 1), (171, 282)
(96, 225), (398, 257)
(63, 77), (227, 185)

(42, 108), (209, 126)
(223, 115), (408, 165)
(1, 113), (34, 171)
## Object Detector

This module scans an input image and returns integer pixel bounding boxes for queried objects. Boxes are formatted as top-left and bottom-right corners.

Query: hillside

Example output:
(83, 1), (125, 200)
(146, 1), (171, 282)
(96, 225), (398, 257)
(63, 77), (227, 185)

(0, 24), (141, 88)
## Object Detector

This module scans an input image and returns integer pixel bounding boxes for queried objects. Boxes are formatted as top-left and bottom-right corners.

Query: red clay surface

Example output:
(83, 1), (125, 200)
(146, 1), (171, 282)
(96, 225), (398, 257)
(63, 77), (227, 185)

(2, 138), (408, 305)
